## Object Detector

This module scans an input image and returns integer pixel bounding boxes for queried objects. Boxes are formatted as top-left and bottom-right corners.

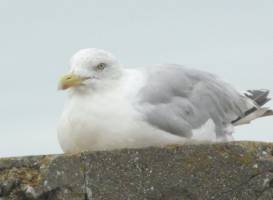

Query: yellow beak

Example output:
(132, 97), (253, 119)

(58, 73), (89, 90)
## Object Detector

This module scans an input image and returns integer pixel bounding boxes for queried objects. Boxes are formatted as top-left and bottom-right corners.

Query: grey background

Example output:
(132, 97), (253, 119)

(0, 0), (272, 157)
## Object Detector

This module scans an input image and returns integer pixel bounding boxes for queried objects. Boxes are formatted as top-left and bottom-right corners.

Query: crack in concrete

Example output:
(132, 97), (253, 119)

(255, 187), (272, 200)
(255, 174), (273, 200)
(80, 154), (91, 200)
(214, 171), (272, 199)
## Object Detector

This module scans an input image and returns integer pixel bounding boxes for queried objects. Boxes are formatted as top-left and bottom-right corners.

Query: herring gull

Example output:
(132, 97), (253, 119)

(57, 48), (272, 153)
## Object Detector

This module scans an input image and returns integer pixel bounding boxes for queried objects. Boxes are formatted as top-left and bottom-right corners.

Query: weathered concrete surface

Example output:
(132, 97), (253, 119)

(0, 142), (273, 200)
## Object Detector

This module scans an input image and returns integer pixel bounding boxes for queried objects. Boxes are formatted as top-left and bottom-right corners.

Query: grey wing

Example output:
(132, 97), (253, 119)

(136, 64), (249, 139)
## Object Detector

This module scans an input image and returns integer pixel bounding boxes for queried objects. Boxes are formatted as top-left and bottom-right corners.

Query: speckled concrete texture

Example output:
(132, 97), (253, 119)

(0, 142), (273, 200)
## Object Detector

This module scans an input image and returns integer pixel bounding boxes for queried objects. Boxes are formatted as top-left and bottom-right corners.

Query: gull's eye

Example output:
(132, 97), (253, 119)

(96, 63), (106, 71)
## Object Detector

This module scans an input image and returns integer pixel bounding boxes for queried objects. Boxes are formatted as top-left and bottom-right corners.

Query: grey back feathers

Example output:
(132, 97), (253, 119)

(135, 65), (269, 139)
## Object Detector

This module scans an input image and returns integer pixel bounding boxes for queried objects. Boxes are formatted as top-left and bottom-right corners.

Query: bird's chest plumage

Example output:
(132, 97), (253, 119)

(72, 92), (136, 128)
(58, 90), (141, 151)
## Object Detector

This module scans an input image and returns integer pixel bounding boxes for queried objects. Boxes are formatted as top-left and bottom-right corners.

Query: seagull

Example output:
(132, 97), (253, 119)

(58, 48), (272, 153)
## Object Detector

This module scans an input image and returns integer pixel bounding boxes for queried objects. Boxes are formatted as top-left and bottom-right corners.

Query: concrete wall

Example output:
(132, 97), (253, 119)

(0, 142), (273, 200)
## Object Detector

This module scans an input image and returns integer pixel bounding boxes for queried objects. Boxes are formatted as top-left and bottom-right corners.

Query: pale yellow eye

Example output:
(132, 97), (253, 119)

(96, 63), (106, 71)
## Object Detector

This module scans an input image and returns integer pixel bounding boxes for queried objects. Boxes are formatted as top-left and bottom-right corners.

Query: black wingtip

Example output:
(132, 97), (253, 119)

(245, 89), (271, 107)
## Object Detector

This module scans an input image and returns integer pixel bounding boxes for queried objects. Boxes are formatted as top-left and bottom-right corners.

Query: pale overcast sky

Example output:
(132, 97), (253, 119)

(0, 0), (272, 157)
